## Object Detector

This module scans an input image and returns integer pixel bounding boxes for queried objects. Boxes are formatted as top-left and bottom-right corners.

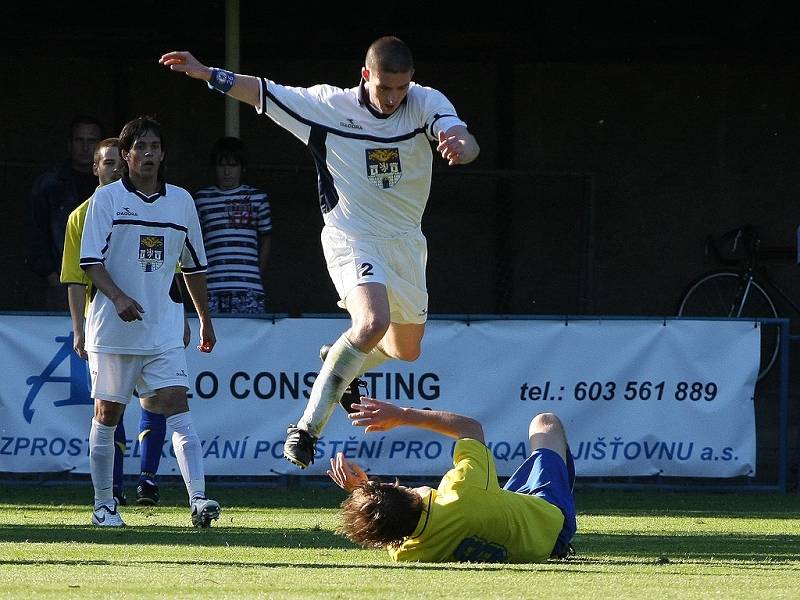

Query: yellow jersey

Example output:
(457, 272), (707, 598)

(389, 439), (565, 563)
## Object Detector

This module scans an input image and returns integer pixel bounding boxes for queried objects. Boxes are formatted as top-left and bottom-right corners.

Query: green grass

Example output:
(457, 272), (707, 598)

(1, 482), (799, 599)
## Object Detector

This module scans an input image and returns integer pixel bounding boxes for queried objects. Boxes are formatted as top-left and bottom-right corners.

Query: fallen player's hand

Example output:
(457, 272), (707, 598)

(349, 397), (406, 433)
(327, 452), (368, 492)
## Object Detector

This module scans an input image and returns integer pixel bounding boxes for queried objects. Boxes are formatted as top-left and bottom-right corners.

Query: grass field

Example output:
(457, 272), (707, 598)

(1, 481), (799, 599)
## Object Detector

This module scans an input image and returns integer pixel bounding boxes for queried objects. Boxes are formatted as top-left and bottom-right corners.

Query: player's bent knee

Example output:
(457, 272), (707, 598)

(529, 412), (563, 435)
(94, 400), (125, 426)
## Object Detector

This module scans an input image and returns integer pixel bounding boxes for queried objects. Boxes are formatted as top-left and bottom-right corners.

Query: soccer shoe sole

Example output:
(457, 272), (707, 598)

(191, 502), (221, 528)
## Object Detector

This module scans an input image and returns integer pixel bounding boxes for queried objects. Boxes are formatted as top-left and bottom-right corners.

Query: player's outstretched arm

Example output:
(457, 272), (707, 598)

(350, 397), (485, 442)
(436, 126), (480, 166)
(159, 51), (261, 109)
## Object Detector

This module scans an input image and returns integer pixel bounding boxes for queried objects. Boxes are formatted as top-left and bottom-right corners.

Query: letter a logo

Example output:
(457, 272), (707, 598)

(23, 332), (91, 423)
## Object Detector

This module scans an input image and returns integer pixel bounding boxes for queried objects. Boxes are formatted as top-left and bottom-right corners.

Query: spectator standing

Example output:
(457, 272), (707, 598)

(194, 137), (272, 314)
(29, 115), (104, 310)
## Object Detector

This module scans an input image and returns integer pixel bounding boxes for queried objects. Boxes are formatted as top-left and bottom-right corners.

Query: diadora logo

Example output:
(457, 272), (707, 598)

(176, 369), (187, 377)
(116, 207), (139, 216)
(24, 332), (91, 423)
(339, 118), (363, 130)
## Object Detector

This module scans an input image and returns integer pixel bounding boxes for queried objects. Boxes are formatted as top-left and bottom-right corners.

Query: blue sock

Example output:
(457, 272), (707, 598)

(138, 408), (167, 482)
(113, 416), (126, 491)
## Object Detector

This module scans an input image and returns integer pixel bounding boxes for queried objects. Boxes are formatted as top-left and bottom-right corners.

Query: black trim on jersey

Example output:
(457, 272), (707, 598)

(307, 127), (340, 213)
(79, 258), (105, 270)
(357, 79), (409, 120)
(169, 275), (184, 304)
(181, 265), (207, 274)
(262, 78), (425, 143)
(112, 219), (189, 233)
(89, 286), (98, 302)
(121, 173), (167, 203)
(429, 113), (459, 139)
(408, 492), (433, 540)
(184, 238), (203, 268)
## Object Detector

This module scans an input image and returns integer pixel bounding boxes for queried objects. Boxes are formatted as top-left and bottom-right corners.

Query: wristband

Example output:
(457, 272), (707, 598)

(207, 68), (236, 94)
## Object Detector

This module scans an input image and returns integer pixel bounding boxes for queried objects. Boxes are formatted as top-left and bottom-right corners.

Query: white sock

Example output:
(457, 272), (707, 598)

(359, 346), (391, 375)
(167, 411), (206, 504)
(298, 335), (368, 437)
(90, 419), (116, 509)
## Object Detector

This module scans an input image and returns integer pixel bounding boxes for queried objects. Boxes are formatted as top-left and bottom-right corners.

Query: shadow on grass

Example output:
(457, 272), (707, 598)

(0, 523), (351, 548)
(575, 531), (800, 562)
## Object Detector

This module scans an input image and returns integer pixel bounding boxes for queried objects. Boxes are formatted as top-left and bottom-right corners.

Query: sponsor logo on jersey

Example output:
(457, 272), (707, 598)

(366, 148), (402, 189)
(340, 118), (363, 130)
(116, 207), (139, 216)
(138, 235), (165, 272)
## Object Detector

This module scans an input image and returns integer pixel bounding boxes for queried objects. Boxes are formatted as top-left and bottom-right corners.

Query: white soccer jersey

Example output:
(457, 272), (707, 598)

(80, 176), (207, 354)
(257, 79), (467, 238)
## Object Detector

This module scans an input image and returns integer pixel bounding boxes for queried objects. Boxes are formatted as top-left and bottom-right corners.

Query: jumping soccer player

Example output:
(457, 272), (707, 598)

(160, 36), (480, 468)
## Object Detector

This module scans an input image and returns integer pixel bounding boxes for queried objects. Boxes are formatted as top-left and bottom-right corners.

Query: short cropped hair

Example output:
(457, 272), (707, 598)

(210, 136), (248, 168)
(337, 479), (423, 549)
(93, 137), (120, 163)
(365, 36), (414, 73)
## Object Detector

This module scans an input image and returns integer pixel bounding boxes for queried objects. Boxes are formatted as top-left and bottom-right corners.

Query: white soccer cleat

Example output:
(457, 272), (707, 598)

(190, 497), (221, 528)
(92, 500), (126, 527)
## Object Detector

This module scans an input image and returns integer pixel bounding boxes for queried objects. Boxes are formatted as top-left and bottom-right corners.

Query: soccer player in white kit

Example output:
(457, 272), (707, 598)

(160, 37), (480, 469)
(80, 116), (221, 526)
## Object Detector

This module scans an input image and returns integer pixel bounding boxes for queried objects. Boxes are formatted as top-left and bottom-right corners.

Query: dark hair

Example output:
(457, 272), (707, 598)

(93, 137), (120, 163)
(337, 480), (423, 549)
(118, 116), (165, 180)
(210, 136), (248, 169)
(365, 36), (414, 73)
(70, 115), (104, 139)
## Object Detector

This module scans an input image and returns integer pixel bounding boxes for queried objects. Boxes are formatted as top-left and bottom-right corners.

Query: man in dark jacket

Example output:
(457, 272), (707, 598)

(27, 115), (104, 310)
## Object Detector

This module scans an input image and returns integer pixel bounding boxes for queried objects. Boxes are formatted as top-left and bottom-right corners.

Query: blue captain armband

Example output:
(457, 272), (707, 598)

(207, 68), (236, 94)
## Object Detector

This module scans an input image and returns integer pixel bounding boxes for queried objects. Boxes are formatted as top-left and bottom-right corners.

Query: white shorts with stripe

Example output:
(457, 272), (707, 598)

(88, 347), (189, 404)
(321, 225), (429, 325)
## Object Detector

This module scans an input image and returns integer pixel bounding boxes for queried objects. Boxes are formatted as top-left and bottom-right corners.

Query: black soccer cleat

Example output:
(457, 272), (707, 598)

(283, 426), (318, 469)
(112, 486), (128, 507)
(136, 478), (160, 506)
(319, 344), (369, 414)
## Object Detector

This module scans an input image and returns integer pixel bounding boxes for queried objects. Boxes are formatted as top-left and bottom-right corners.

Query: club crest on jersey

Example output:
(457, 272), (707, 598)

(366, 148), (402, 189)
(138, 235), (165, 272)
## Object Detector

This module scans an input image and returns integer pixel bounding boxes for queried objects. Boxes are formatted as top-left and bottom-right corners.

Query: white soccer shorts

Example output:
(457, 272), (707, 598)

(88, 347), (189, 404)
(321, 225), (429, 325)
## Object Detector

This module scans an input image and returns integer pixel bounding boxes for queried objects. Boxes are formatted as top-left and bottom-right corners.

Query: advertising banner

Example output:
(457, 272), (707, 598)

(0, 315), (758, 478)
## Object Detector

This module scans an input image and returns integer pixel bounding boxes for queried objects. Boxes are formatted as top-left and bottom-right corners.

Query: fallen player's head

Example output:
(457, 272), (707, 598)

(338, 479), (423, 548)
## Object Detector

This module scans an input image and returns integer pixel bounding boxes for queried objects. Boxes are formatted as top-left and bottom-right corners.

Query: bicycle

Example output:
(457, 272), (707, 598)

(676, 224), (799, 381)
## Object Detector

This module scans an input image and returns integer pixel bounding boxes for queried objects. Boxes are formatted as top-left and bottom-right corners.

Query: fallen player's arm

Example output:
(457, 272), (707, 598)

(350, 397), (484, 442)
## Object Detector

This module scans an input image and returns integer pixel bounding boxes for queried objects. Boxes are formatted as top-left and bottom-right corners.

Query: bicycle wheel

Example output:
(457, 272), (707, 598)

(677, 271), (779, 381)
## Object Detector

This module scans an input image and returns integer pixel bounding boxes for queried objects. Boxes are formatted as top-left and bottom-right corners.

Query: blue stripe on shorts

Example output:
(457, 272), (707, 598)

(503, 447), (577, 557)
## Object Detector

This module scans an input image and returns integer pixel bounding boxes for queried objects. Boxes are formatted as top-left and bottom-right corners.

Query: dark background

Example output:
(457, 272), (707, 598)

(2, 1), (799, 479)
(4, 1), (800, 317)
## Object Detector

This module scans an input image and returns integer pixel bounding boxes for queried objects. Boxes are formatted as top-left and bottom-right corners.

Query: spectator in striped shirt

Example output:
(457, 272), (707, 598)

(194, 137), (272, 314)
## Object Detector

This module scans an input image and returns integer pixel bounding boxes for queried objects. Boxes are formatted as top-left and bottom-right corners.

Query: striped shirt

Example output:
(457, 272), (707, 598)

(193, 184), (272, 294)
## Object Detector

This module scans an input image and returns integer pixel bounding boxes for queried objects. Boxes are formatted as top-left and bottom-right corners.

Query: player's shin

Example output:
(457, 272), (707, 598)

(90, 419), (117, 507)
(298, 335), (368, 436)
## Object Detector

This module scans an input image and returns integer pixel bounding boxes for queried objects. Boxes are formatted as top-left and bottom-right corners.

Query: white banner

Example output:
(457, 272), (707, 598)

(0, 315), (758, 478)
